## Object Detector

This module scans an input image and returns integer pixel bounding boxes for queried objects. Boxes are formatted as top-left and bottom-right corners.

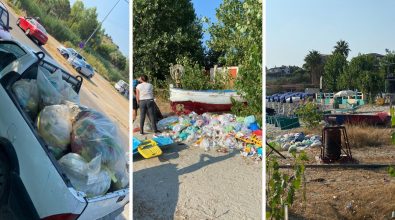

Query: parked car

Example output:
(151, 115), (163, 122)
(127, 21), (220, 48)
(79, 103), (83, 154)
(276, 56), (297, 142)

(0, 40), (129, 219)
(16, 17), (48, 46)
(72, 59), (95, 79)
(57, 47), (82, 60)
(0, 2), (12, 40)
(115, 80), (129, 96)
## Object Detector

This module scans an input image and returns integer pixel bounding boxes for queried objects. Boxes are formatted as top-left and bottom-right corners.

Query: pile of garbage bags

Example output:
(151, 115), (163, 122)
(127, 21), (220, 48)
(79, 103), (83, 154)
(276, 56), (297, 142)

(12, 67), (128, 197)
(272, 132), (322, 153)
(156, 112), (262, 160)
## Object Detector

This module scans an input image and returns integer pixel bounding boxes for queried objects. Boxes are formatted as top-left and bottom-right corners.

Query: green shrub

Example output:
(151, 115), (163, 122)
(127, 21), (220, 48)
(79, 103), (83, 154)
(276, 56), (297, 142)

(295, 102), (323, 128)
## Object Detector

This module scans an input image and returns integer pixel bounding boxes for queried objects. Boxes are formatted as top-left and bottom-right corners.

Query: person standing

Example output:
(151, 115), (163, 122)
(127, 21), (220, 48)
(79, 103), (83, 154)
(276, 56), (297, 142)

(132, 79), (139, 123)
(136, 75), (160, 134)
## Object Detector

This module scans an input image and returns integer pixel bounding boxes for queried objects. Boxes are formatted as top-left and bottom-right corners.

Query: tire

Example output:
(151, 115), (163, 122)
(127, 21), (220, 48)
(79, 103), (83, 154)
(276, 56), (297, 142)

(76, 67), (81, 73)
(16, 19), (20, 26)
(0, 151), (10, 206)
(25, 29), (30, 36)
(64, 54), (69, 59)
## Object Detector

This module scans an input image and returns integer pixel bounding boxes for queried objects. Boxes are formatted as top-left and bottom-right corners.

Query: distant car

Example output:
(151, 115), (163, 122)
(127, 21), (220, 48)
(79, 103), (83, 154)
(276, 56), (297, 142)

(57, 47), (83, 60)
(71, 58), (95, 79)
(16, 17), (48, 46)
(0, 2), (12, 40)
(115, 80), (129, 97)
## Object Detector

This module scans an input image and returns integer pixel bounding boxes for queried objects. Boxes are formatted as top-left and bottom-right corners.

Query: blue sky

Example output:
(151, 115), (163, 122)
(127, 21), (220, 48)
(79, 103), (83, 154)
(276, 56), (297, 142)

(192, 0), (222, 47)
(69, 0), (129, 56)
(267, 0), (395, 68)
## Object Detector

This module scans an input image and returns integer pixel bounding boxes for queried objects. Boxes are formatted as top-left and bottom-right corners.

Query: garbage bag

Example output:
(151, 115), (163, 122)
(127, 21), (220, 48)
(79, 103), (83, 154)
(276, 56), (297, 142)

(37, 67), (79, 108)
(157, 116), (178, 130)
(59, 153), (111, 197)
(37, 105), (72, 159)
(71, 109), (129, 189)
(12, 79), (39, 118)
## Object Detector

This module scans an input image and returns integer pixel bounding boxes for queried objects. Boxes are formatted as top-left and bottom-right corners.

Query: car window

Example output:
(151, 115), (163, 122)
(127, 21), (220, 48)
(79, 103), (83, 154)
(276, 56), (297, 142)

(0, 8), (7, 28)
(0, 42), (26, 71)
(76, 54), (83, 60)
(0, 43), (26, 59)
(27, 18), (36, 25)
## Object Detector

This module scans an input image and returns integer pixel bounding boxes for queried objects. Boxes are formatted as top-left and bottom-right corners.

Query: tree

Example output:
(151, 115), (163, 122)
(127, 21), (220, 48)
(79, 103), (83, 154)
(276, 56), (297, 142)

(133, 0), (204, 80)
(323, 52), (348, 91)
(303, 50), (323, 85)
(209, 0), (262, 119)
(339, 54), (379, 90)
(333, 40), (351, 58)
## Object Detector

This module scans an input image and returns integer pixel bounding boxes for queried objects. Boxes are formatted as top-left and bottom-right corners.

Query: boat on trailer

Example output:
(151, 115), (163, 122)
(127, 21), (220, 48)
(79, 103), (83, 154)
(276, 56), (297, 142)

(169, 86), (246, 114)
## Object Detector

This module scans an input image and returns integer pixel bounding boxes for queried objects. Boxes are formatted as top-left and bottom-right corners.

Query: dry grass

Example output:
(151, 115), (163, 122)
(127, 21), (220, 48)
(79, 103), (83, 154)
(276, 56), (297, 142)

(345, 124), (391, 148)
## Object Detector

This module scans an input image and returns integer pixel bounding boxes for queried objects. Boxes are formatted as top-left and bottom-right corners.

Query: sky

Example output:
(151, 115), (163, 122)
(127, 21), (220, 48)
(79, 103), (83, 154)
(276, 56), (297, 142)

(267, 0), (395, 68)
(191, 0), (222, 47)
(69, 0), (129, 56)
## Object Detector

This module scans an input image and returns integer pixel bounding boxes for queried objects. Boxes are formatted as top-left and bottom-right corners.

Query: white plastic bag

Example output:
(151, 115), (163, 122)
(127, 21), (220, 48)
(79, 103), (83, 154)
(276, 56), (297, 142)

(37, 67), (79, 108)
(37, 105), (72, 158)
(12, 79), (39, 118)
(59, 153), (111, 197)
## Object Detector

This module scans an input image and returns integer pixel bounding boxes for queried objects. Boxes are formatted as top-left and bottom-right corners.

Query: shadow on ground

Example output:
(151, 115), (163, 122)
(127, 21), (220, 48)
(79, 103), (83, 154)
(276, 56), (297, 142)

(133, 146), (238, 220)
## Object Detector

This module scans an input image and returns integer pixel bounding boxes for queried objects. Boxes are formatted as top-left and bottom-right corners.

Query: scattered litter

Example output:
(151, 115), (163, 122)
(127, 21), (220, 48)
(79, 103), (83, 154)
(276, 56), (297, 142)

(157, 112), (262, 161)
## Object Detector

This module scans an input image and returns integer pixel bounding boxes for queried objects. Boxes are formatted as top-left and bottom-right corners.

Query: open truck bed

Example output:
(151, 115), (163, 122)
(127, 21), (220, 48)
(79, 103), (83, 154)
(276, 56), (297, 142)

(0, 40), (128, 219)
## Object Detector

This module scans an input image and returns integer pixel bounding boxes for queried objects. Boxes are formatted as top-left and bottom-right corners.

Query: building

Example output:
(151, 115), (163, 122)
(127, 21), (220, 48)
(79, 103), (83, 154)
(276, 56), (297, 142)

(267, 66), (291, 77)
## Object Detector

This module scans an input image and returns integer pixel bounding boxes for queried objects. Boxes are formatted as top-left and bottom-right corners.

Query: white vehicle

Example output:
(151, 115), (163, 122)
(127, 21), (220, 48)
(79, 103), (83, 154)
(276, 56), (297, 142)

(115, 80), (129, 96)
(0, 40), (129, 219)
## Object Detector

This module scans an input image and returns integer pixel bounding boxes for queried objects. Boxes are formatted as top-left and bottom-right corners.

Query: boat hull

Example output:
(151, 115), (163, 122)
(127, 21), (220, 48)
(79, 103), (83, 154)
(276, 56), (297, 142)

(169, 88), (245, 114)
(324, 113), (390, 126)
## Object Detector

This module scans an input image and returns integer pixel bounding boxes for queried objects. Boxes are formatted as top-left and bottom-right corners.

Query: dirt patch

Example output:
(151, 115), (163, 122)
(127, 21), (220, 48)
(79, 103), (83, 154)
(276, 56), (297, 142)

(268, 145), (395, 220)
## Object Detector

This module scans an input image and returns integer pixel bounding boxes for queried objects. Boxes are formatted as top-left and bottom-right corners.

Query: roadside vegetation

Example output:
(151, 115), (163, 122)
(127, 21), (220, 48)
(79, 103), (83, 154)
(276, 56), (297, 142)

(6, 0), (128, 83)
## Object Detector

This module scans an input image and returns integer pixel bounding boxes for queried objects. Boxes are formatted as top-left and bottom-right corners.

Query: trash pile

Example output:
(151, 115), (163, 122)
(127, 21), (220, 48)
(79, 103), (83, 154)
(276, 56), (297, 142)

(272, 132), (322, 153)
(156, 112), (262, 160)
(12, 67), (128, 197)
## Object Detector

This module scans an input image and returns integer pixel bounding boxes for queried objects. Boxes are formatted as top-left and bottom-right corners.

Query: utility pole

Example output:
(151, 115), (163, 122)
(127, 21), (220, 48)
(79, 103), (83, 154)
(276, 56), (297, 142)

(71, 0), (122, 61)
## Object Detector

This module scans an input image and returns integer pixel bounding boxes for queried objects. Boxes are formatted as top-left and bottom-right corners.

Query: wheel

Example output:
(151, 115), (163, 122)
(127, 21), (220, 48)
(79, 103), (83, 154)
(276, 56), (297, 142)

(0, 151), (10, 206)
(25, 29), (30, 36)
(64, 54), (69, 59)
(76, 67), (81, 72)
(16, 19), (20, 26)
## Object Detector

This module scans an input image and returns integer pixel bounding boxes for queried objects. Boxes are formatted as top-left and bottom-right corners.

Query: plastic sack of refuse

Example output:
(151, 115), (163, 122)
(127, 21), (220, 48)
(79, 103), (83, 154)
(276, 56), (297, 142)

(244, 115), (256, 126)
(12, 79), (39, 118)
(59, 153), (111, 197)
(157, 116), (178, 130)
(37, 67), (79, 108)
(37, 105), (72, 159)
(71, 109), (129, 189)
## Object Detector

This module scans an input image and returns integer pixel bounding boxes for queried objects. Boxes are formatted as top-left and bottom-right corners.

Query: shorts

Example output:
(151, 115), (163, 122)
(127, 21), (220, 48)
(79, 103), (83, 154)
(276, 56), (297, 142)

(133, 98), (139, 110)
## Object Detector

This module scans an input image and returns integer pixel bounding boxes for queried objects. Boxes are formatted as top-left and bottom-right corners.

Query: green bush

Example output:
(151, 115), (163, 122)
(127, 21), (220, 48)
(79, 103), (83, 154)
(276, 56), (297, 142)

(295, 102), (323, 128)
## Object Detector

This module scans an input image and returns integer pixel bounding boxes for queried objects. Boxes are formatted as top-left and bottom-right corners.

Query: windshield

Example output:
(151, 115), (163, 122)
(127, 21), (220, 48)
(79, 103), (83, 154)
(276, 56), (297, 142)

(0, 8), (8, 29)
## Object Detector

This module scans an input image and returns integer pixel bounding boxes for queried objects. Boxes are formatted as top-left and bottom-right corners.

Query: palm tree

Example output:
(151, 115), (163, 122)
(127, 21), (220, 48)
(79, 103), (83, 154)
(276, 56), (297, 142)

(304, 50), (323, 85)
(333, 40), (351, 58)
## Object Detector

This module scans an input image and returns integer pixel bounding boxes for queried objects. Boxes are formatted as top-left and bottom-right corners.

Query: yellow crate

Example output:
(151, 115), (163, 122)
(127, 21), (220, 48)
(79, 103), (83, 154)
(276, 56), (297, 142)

(138, 140), (163, 159)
